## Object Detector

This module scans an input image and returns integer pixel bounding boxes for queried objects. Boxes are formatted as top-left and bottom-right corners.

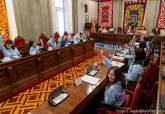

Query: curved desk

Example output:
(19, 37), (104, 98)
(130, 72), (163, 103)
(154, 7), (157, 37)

(0, 40), (94, 102)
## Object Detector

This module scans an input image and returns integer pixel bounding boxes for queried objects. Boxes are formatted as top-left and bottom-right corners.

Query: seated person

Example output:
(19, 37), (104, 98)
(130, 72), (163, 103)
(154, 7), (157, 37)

(79, 32), (87, 42)
(122, 35), (139, 65)
(0, 36), (21, 59)
(39, 34), (48, 50)
(58, 31), (69, 47)
(104, 66), (125, 106)
(122, 45), (135, 66)
(29, 41), (41, 55)
(73, 33), (81, 44)
(67, 33), (75, 45)
(125, 48), (145, 82)
(47, 32), (59, 49)
(139, 41), (147, 52)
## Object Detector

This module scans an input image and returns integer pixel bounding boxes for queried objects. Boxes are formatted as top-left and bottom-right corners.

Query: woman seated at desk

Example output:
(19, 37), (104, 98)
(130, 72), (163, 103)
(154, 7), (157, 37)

(67, 33), (75, 45)
(39, 34), (48, 50)
(58, 31), (69, 47)
(104, 66), (125, 106)
(125, 48), (145, 83)
(47, 32), (59, 50)
(0, 34), (21, 59)
(73, 33), (82, 44)
(29, 41), (41, 55)
(122, 36), (136, 66)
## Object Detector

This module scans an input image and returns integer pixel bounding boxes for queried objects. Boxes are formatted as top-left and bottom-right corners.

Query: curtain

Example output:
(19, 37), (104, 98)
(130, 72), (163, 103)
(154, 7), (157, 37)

(72, 0), (78, 33)
(12, 0), (51, 42)
(0, 0), (9, 42)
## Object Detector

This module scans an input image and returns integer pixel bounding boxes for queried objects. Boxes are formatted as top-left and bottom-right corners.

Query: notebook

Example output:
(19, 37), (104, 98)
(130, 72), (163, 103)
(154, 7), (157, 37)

(81, 75), (100, 85)
(88, 70), (98, 76)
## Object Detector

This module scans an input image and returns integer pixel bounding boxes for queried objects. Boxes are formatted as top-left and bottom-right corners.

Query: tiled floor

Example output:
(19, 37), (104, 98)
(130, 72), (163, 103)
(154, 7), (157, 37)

(0, 50), (103, 114)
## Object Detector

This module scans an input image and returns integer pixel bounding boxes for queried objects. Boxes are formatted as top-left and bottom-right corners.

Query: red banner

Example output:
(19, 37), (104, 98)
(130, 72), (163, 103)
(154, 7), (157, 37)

(157, 0), (165, 29)
(98, 0), (113, 28)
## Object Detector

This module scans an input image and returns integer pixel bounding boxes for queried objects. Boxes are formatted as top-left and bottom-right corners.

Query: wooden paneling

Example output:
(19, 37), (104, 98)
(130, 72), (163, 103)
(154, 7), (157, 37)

(156, 42), (165, 114)
(84, 40), (94, 58)
(58, 47), (73, 69)
(72, 43), (84, 64)
(0, 67), (11, 96)
(91, 33), (165, 49)
(0, 40), (94, 102)
(29, 67), (109, 114)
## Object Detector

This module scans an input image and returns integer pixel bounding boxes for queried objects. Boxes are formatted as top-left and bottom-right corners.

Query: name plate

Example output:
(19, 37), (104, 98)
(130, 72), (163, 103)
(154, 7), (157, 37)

(74, 78), (82, 86)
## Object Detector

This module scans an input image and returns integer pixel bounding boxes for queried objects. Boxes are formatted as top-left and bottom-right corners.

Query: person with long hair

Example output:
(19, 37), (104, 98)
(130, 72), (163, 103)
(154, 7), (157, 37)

(125, 48), (145, 82)
(58, 31), (69, 47)
(0, 37), (21, 58)
(39, 34), (48, 50)
(47, 32), (59, 49)
(104, 66), (125, 106)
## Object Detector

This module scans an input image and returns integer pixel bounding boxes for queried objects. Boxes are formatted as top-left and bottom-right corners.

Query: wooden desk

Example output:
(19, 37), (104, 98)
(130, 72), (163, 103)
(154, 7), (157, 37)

(91, 33), (165, 49)
(0, 40), (94, 102)
(29, 67), (109, 114)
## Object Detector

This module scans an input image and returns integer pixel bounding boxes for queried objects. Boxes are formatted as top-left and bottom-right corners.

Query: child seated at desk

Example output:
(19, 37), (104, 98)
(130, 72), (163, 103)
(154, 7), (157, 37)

(0, 33), (21, 59)
(104, 66), (125, 106)
(47, 32), (59, 50)
(29, 42), (41, 55)
(58, 31), (69, 47)
(125, 48), (145, 82)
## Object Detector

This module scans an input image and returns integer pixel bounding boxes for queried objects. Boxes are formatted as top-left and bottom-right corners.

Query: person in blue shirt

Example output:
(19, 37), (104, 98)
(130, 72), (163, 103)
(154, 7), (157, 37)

(0, 37), (21, 58)
(47, 37), (57, 49)
(47, 32), (59, 49)
(103, 56), (112, 68)
(125, 48), (145, 82)
(73, 33), (81, 44)
(123, 35), (137, 65)
(122, 46), (135, 65)
(58, 31), (69, 47)
(67, 33), (75, 45)
(104, 66), (125, 106)
(29, 42), (40, 55)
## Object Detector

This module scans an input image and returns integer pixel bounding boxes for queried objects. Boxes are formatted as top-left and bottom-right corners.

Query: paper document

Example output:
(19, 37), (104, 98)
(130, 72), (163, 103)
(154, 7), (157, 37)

(113, 56), (124, 60)
(121, 49), (129, 56)
(88, 70), (98, 76)
(81, 75), (100, 85)
(111, 61), (125, 68)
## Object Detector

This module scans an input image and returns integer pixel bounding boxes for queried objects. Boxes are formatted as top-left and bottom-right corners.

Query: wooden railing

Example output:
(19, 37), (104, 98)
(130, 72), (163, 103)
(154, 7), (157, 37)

(0, 40), (94, 102)
(156, 42), (165, 114)
(91, 33), (165, 49)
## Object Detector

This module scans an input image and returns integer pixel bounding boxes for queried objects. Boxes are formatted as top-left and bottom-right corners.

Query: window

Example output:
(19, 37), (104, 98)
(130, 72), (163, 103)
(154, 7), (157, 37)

(55, 0), (65, 35)
(55, 0), (63, 8)
(51, 0), (72, 36)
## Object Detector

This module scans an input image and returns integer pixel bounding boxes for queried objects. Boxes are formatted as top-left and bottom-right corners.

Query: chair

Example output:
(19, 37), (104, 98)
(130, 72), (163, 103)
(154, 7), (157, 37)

(142, 81), (158, 109)
(97, 81), (141, 114)
(0, 50), (4, 59)
(14, 36), (26, 47)
(142, 63), (159, 87)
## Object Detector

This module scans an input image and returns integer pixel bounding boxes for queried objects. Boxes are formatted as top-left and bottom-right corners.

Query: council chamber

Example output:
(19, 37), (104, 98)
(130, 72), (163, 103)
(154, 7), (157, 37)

(0, 0), (164, 114)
